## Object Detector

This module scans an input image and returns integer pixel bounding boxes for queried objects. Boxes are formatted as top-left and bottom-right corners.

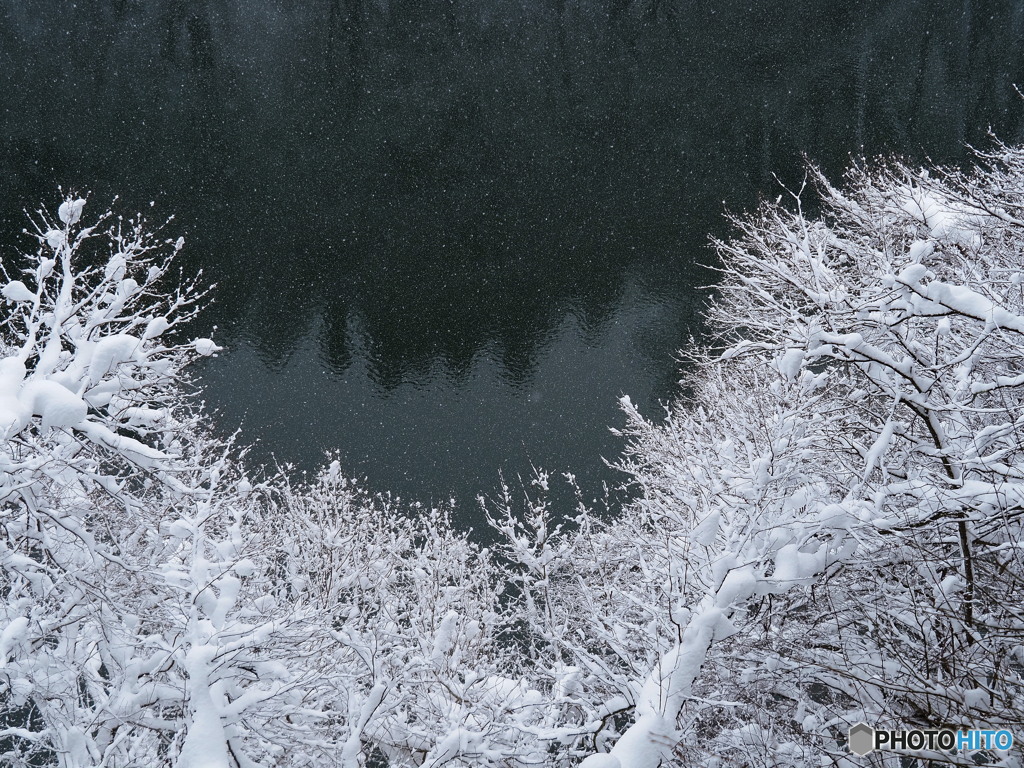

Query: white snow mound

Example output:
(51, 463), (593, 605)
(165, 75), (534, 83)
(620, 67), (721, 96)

(23, 380), (88, 429)
(58, 198), (86, 225)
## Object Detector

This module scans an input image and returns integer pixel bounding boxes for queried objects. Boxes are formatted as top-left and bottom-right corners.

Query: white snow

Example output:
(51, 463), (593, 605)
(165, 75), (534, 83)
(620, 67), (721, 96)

(2, 280), (35, 303)
(0, 616), (29, 666)
(104, 253), (127, 281)
(22, 380), (88, 429)
(0, 357), (29, 434)
(58, 198), (86, 225)
(431, 610), (460, 662)
(44, 229), (65, 249)
(771, 543), (825, 584)
(143, 316), (170, 340)
(923, 280), (1024, 332)
(896, 262), (928, 285)
(906, 239), (934, 261)
(579, 754), (622, 768)
(194, 338), (222, 357)
(777, 347), (804, 380)
(87, 334), (142, 383)
(177, 645), (231, 768)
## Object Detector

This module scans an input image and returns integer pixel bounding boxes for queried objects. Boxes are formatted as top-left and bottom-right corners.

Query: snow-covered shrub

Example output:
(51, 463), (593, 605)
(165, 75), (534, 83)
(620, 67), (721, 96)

(494, 363), (861, 768)
(0, 199), (228, 766)
(272, 465), (548, 767)
(706, 147), (1024, 760)
(550, 145), (1024, 767)
(0, 199), (354, 767)
(0, 199), (538, 767)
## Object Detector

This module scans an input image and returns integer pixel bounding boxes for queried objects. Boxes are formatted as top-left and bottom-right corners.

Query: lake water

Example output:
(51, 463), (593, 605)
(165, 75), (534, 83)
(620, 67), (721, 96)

(2, 0), (1023, 529)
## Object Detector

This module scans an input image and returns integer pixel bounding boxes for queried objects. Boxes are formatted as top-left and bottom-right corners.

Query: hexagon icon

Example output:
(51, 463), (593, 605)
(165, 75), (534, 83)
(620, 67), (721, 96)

(848, 722), (875, 756)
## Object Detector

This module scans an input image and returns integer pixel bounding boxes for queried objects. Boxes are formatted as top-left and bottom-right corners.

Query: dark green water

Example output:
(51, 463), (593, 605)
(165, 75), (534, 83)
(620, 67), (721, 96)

(2, 0), (1023, 527)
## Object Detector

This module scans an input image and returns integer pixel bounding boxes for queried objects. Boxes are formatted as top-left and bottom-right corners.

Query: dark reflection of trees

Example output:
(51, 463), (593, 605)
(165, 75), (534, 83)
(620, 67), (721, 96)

(1, 0), (1023, 389)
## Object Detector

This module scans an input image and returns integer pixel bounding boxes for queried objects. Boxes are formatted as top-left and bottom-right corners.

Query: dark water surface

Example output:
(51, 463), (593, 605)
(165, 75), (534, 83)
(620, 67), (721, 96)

(2, 1), (1023, 527)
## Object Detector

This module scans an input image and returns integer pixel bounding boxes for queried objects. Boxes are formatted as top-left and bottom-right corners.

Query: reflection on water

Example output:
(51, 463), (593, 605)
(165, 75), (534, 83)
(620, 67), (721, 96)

(1, 0), (1023, 524)
(200, 278), (688, 525)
